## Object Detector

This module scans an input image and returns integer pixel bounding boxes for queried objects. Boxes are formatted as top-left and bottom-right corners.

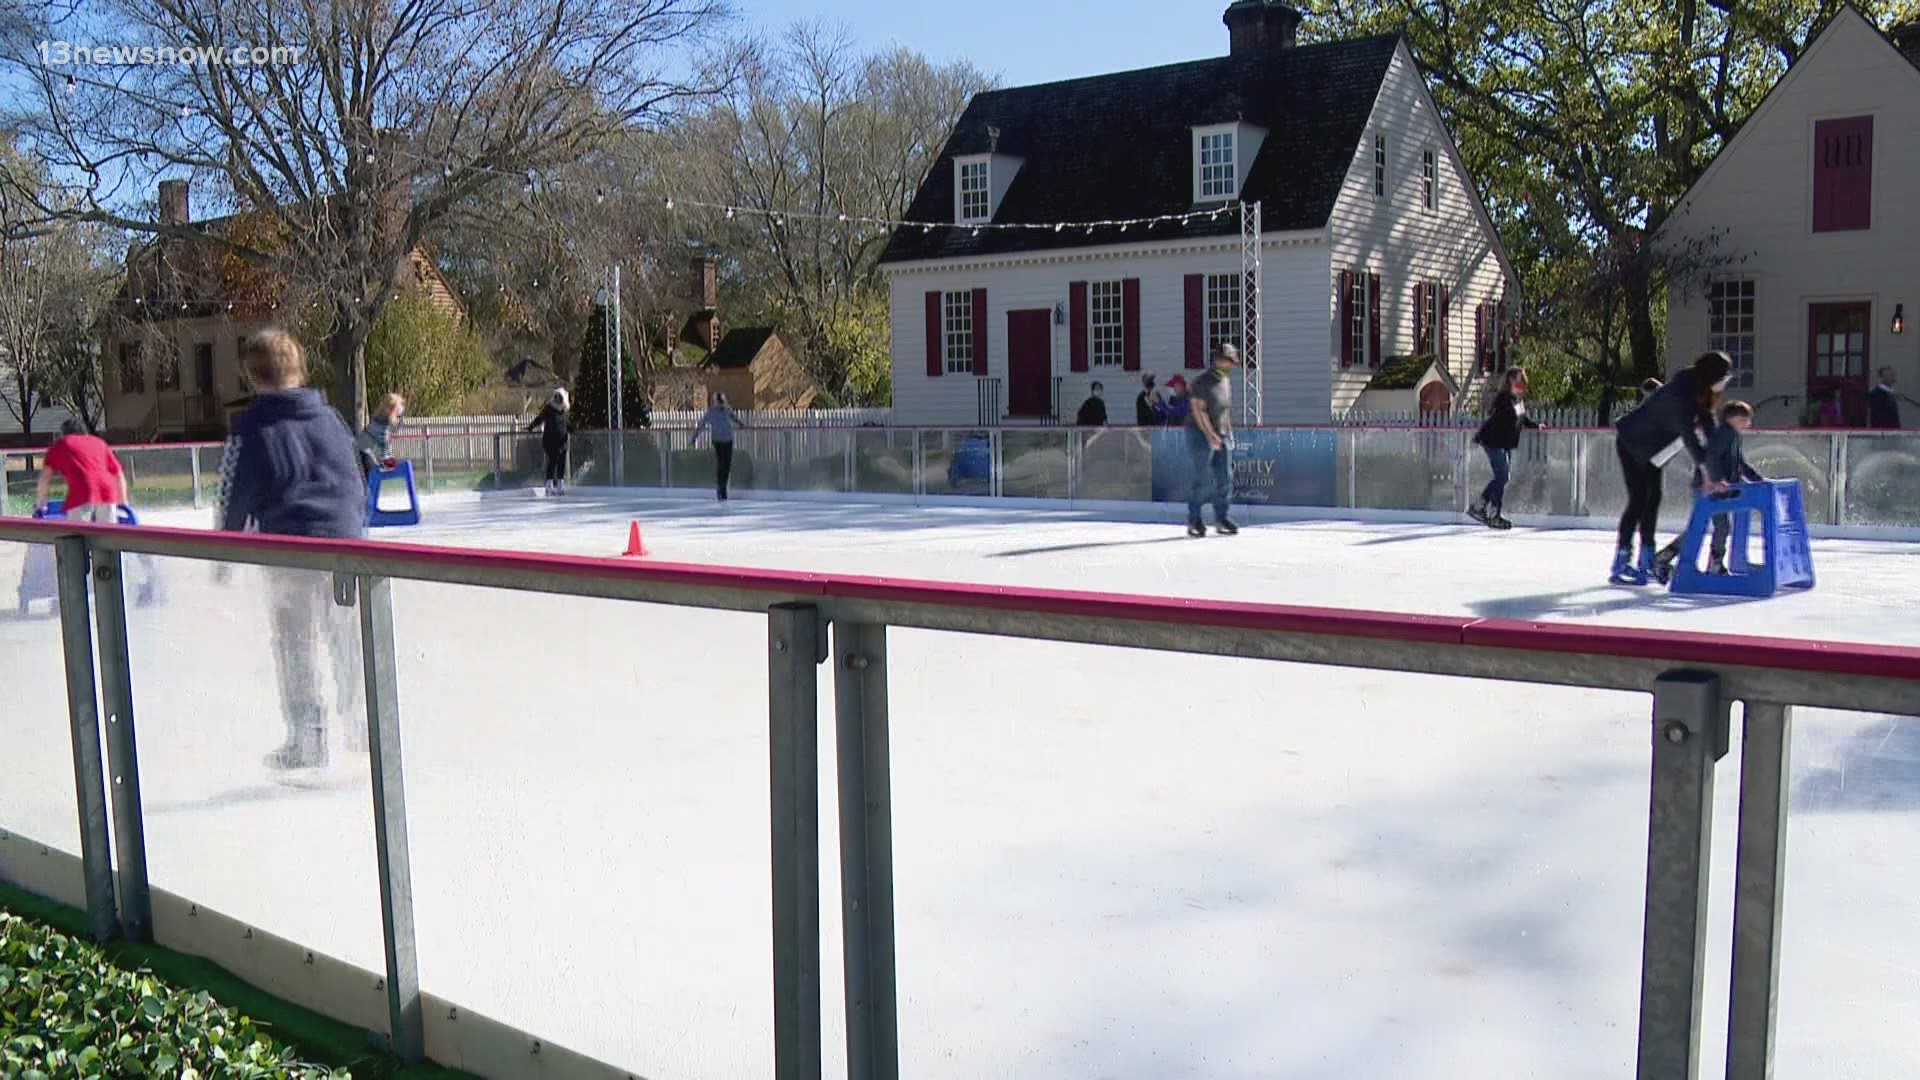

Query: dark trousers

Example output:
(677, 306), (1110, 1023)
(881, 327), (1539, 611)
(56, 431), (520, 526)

(543, 441), (567, 483)
(715, 440), (735, 499)
(1616, 441), (1664, 551)
(1186, 437), (1232, 523)
(1479, 446), (1512, 508)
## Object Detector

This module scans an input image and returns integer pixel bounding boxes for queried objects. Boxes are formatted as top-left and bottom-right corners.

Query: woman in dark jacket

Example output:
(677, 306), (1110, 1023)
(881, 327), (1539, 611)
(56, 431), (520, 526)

(528, 388), (571, 495)
(1470, 367), (1541, 530)
(1609, 351), (1731, 584)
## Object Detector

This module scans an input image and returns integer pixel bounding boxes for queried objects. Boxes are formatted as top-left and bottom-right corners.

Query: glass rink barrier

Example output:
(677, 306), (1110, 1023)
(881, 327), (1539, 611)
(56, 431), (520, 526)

(9, 426), (1919, 533)
(1, 513), (1917, 1079)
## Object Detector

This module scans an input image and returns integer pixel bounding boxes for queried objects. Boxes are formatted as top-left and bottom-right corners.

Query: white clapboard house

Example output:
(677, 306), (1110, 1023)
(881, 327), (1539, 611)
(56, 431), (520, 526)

(1659, 6), (1920, 428)
(879, 0), (1519, 427)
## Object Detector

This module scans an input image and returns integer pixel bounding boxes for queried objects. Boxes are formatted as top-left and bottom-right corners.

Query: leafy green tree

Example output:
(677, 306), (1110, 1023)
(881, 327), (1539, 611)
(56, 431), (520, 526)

(362, 289), (494, 416)
(1299, 0), (1895, 404)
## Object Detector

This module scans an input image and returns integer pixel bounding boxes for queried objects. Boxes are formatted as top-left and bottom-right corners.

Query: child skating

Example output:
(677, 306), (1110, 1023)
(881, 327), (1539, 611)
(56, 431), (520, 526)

(1651, 400), (1764, 583)
(215, 330), (366, 773)
(1469, 368), (1541, 530)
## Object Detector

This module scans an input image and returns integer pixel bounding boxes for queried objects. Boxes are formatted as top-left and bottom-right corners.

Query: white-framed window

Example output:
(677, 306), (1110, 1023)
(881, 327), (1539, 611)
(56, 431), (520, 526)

(1373, 134), (1386, 199)
(1205, 272), (1242, 354)
(1708, 278), (1757, 388)
(1350, 269), (1374, 367)
(943, 291), (974, 374)
(957, 158), (991, 223)
(1197, 127), (1238, 201)
(1422, 148), (1437, 211)
(1089, 280), (1125, 368)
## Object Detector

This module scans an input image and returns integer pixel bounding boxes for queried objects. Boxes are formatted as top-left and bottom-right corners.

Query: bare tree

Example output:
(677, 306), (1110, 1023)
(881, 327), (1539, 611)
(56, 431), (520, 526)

(2, 0), (728, 427)
(672, 25), (989, 401)
(0, 145), (119, 434)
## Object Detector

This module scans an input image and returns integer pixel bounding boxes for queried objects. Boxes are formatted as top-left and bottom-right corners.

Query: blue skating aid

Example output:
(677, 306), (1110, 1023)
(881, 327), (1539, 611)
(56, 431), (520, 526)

(1669, 479), (1815, 598)
(366, 460), (422, 528)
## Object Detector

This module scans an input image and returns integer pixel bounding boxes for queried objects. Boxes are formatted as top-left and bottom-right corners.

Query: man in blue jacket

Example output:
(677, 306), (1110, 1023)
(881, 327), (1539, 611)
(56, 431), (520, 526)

(218, 329), (366, 771)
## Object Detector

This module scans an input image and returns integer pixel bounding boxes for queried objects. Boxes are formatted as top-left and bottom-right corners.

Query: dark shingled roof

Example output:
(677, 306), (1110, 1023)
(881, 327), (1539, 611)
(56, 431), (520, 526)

(706, 326), (779, 369)
(880, 33), (1401, 264)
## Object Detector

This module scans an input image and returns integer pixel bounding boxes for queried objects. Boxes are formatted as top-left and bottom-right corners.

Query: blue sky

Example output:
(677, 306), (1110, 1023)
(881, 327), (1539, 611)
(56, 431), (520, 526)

(730, 0), (1231, 84)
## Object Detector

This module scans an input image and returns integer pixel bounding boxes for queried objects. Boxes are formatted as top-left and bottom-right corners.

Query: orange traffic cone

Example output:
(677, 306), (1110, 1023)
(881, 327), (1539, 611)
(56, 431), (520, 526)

(623, 520), (648, 558)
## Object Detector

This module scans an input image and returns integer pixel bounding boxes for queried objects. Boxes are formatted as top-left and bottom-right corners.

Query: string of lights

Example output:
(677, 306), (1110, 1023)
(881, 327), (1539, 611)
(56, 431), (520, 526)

(49, 88), (1248, 238)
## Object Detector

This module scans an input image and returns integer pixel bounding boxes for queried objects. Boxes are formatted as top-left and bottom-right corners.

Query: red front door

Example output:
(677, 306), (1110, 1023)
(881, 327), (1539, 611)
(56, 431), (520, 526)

(1006, 309), (1053, 418)
(1808, 302), (1871, 425)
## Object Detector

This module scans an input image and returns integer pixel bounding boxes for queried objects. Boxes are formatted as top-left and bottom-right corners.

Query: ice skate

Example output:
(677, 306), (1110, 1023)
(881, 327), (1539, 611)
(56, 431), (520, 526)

(264, 728), (329, 773)
(1467, 501), (1491, 526)
(1709, 557), (1730, 576)
(1214, 518), (1239, 536)
(1609, 548), (1648, 586)
(1651, 546), (1679, 586)
(1487, 509), (1512, 531)
(1187, 520), (1208, 539)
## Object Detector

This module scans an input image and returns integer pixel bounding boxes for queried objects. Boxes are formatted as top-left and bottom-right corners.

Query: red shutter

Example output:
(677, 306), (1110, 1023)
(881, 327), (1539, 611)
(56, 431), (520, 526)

(1475, 304), (1488, 373)
(1183, 274), (1204, 369)
(925, 291), (943, 378)
(971, 288), (988, 376)
(1438, 284), (1451, 370)
(1813, 116), (1874, 233)
(1069, 281), (1090, 373)
(1368, 273), (1382, 369)
(1121, 279), (1142, 372)
(1337, 270), (1355, 367)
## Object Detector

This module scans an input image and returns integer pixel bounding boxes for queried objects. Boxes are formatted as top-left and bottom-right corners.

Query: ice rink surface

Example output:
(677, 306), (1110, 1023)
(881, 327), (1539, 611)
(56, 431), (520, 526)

(3, 492), (1917, 1079)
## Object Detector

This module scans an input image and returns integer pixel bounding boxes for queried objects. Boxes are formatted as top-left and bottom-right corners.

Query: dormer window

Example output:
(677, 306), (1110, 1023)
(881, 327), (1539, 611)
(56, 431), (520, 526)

(1193, 122), (1264, 204)
(957, 157), (991, 223)
(1197, 126), (1237, 201)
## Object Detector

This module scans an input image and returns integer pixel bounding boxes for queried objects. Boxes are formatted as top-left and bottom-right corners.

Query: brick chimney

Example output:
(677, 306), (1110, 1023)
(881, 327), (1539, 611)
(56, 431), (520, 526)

(690, 255), (718, 310)
(1893, 21), (1920, 69)
(158, 179), (190, 226)
(1224, 0), (1302, 55)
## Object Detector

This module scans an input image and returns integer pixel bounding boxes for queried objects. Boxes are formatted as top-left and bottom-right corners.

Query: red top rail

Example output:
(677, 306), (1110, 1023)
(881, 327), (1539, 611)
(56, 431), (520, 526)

(4, 516), (1918, 685)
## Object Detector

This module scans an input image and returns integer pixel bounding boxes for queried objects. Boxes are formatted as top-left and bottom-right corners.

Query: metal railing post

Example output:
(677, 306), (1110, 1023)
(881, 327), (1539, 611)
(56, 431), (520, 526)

(1726, 701), (1792, 1080)
(423, 433), (436, 494)
(1830, 433), (1848, 527)
(91, 548), (152, 942)
(190, 446), (204, 510)
(834, 621), (899, 1080)
(1637, 670), (1729, 1080)
(55, 536), (118, 941)
(356, 574), (425, 1064)
(768, 604), (824, 1080)
(491, 432), (503, 489)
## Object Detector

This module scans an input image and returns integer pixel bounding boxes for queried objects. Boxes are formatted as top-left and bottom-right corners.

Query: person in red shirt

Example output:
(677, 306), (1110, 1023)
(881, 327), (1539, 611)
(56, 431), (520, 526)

(36, 420), (128, 522)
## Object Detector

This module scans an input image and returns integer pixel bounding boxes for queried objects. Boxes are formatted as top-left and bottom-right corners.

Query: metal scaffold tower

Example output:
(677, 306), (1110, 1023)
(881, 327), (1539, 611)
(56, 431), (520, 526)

(1239, 201), (1264, 426)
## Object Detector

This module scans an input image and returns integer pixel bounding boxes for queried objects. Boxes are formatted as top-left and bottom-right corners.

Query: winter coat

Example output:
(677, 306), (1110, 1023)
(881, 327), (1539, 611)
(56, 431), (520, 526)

(1474, 391), (1540, 451)
(529, 405), (570, 447)
(218, 389), (365, 539)
(1614, 369), (1715, 468)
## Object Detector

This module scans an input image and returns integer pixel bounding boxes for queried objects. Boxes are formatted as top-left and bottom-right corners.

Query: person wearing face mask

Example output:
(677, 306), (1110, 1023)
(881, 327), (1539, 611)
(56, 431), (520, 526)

(1609, 350), (1733, 585)
(1076, 381), (1109, 427)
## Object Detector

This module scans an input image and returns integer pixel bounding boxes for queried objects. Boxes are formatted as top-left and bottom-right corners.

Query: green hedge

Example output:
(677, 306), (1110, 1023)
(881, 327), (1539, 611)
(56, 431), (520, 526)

(0, 909), (341, 1078)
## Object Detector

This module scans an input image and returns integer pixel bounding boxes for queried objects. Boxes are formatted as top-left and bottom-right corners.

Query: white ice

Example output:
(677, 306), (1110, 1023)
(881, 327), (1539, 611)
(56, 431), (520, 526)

(2, 492), (1916, 1079)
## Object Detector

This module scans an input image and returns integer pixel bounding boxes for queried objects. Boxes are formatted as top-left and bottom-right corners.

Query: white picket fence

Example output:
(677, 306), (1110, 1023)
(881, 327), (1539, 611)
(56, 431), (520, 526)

(649, 408), (891, 429)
